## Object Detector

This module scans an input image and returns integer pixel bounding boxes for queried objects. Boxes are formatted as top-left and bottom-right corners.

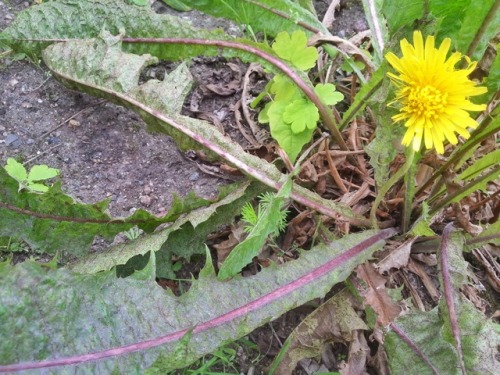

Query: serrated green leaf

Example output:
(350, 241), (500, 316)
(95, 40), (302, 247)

(0, 229), (393, 373)
(27, 164), (59, 182)
(386, 230), (500, 375)
(272, 30), (318, 71)
(365, 106), (405, 187)
(450, 0), (498, 61)
(283, 99), (319, 133)
(268, 101), (315, 162)
(314, 83), (344, 106)
(0, 163), (216, 257)
(4, 158), (27, 184)
(218, 178), (292, 280)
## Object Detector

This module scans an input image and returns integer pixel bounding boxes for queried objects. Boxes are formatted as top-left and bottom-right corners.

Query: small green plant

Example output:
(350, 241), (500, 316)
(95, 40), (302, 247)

(241, 192), (288, 235)
(4, 158), (59, 193)
(254, 30), (344, 162)
(123, 226), (141, 241)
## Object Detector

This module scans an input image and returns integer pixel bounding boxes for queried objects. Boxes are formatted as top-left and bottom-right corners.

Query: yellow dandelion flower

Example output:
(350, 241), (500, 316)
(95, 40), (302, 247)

(385, 31), (487, 154)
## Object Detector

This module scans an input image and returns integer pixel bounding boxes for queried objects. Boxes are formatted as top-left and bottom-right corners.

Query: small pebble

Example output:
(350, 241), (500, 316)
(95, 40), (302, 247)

(143, 185), (152, 195)
(5, 134), (19, 146)
(189, 172), (200, 181)
(140, 195), (152, 207)
(26, 138), (35, 145)
(9, 78), (18, 86)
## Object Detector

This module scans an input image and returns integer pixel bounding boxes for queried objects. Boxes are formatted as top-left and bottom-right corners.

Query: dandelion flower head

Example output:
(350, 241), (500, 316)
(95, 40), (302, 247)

(385, 31), (486, 154)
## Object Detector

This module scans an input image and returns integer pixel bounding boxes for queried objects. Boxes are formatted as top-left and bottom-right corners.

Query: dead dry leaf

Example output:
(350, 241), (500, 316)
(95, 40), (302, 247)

(271, 290), (367, 375)
(356, 263), (401, 326)
(376, 237), (415, 274)
(339, 330), (370, 375)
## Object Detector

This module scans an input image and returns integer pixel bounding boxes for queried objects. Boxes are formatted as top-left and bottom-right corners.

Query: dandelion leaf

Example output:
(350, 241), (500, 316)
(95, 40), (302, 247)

(179, 0), (328, 37)
(0, 230), (393, 373)
(386, 231), (500, 375)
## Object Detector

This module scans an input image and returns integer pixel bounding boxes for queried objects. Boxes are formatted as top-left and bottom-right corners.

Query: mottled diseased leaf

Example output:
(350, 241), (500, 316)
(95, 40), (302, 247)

(272, 30), (318, 71)
(385, 230), (500, 375)
(180, 0), (329, 37)
(270, 290), (367, 374)
(0, 229), (395, 373)
(0, 0), (227, 59)
(69, 182), (260, 276)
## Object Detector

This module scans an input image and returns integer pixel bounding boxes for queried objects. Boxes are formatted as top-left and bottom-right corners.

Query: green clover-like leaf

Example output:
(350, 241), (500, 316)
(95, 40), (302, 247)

(270, 74), (303, 102)
(268, 101), (314, 162)
(27, 164), (59, 182)
(282, 99), (319, 134)
(4, 158), (27, 184)
(314, 83), (344, 106)
(272, 30), (318, 71)
(26, 183), (49, 193)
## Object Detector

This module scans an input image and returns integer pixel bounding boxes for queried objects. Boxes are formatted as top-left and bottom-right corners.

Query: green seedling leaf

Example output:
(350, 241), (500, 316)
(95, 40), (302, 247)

(283, 99), (319, 133)
(268, 101), (315, 162)
(25, 183), (49, 193)
(314, 83), (344, 106)
(4, 158), (27, 186)
(27, 164), (59, 182)
(0, 229), (395, 373)
(270, 74), (303, 102)
(218, 177), (292, 280)
(272, 30), (318, 71)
